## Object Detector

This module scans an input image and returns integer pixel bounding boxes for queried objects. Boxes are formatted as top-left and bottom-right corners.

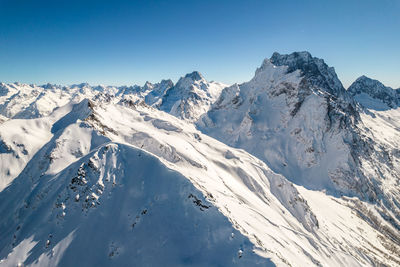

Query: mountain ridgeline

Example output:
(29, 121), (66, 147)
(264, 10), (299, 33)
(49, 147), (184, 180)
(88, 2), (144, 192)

(1, 52), (400, 266)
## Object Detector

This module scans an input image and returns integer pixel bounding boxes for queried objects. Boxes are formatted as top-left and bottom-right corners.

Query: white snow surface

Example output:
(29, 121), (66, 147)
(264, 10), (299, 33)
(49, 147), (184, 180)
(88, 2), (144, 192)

(1, 52), (400, 266)
(198, 58), (352, 193)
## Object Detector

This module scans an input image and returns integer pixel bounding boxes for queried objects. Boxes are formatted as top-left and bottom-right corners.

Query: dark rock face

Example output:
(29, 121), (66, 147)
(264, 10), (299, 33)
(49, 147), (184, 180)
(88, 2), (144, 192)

(270, 52), (360, 128)
(184, 71), (204, 81)
(270, 52), (348, 99)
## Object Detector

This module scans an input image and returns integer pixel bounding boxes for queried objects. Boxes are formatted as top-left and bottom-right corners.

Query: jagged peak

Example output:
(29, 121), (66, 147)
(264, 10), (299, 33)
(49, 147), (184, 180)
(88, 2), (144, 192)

(143, 81), (154, 90)
(271, 51), (313, 65)
(266, 51), (346, 98)
(173, 71), (208, 91)
(270, 51), (326, 73)
(348, 75), (399, 109)
(70, 82), (90, 88)
(159, 79), (174, 87)
(357, 75), (369, 81)
(142, 80), (174, 91)
(350, 75), (399, 92)
(183, 71), (204, 81)
(41, 83), (61, 89)
(349, 75), (394, 91)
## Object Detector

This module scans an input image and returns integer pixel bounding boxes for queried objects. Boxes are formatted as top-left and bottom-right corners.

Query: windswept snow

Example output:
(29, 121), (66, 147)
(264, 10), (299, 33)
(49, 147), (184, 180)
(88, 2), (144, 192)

(1, 51), (400, 266)
(0, 140), (270, 266)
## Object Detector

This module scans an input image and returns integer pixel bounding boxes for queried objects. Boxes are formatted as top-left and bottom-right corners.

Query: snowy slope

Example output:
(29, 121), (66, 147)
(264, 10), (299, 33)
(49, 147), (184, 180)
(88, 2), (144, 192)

(197, 52), (400, 205)
(1, 52), (400, 266)
(197, 51), (400, 260)
(0, 71), (222, 123)
(0, 144), (269, 266)
(0, 101), (87, 190)
(1, 98), (399, 266)
(198, 52), (361, 195)
(0, 100), (269, 266)
(87, 101), (400, 266)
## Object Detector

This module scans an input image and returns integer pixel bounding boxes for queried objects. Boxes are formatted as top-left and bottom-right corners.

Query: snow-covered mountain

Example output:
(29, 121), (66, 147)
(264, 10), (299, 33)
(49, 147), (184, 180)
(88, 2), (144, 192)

(144, 79), (174, 106)
(348, 75), (400, 110)
(0, 101), (270, 266)
(198, 51), (400, 261)
(158, 71), (227, 121)
(198, 51), (363, 196)
(1, 52), (400, 266)
(0, 80), (174, 121)
(0, 71), (222, 123)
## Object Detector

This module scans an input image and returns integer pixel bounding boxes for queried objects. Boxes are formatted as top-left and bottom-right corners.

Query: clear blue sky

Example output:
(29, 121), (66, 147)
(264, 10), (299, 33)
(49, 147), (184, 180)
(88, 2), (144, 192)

(0, 0), (399, 88)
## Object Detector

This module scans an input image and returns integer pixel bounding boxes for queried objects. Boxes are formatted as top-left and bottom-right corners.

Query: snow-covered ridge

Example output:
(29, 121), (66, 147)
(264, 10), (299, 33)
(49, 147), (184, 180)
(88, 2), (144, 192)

(1, 51), (400, 266)
(199, 51), (360, 195)
(198, 51), (400, 248)
(0, 70), (225, 123)
(1, 98), (399, 266)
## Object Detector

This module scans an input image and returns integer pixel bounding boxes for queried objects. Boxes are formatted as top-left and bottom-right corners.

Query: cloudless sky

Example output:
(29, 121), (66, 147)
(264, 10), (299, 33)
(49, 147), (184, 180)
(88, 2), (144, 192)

(0, 0), (399, 88)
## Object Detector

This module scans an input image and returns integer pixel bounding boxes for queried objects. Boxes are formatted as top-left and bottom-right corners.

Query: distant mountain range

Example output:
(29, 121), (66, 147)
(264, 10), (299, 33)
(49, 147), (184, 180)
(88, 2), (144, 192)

(1, 52), (399, 266)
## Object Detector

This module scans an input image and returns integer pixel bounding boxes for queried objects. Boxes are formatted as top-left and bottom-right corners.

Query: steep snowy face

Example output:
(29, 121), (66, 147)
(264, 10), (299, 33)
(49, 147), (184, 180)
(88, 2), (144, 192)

(0, 99), (268, 266)
(199, 52), (361, 196)
(198, 52), (400, 242)
(0, 144), (269, 266)
(348, 75), (400, 109)
(158, 71), (226, 121)
(0, 100), (93, 190)
(2, 99), (399, 267)
(2, 54), (400, 266)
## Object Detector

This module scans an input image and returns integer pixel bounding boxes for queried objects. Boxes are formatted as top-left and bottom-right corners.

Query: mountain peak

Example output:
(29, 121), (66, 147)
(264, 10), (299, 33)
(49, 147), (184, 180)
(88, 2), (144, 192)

(174, 71), (207, 90)
(270, 51), (324, 74)
(41, 83), (60, 89)
(271, 51), (313, 65)
(268, 51), (346, 98)
(353, 75), (382, 85)
(71, 82), (90, 88)
(357, 75), (369, 80)
(348, 75), (399, 109)
(158, 71), (226, 121)
(349, 75), (394, 92)
(159, 79), (174, 88)
(184, 71), (204, 81)
(143, 81), (154, 90)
